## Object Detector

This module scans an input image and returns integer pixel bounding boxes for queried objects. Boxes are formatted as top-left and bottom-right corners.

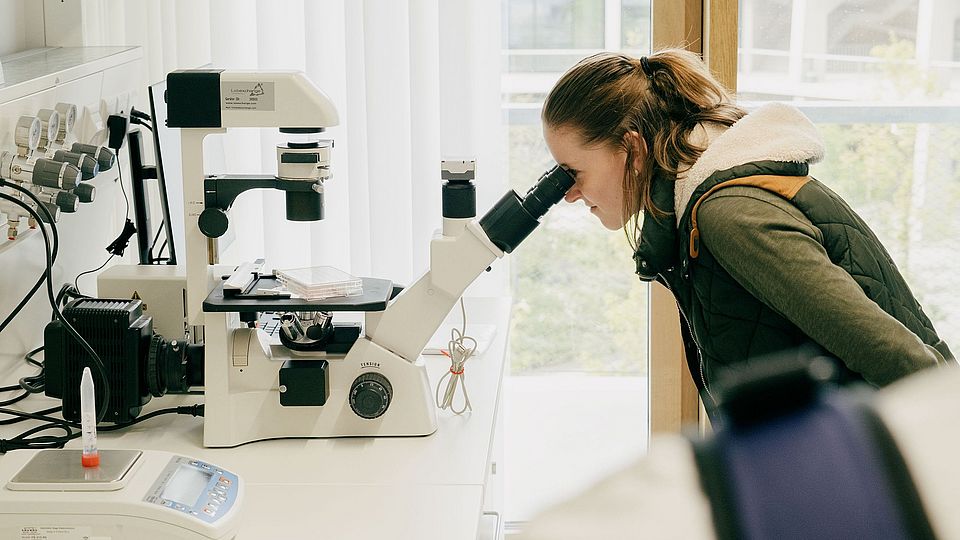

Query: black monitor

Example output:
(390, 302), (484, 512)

(146, 79), (185, 265)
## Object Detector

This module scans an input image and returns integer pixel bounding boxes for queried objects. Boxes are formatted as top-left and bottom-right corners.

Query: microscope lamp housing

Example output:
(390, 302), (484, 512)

(166, 70), (339, 130)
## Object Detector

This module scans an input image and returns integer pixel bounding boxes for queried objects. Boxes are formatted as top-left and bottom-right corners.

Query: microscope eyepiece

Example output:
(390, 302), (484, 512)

(521, 165), (575, 220)
(479, 164), (575, 253)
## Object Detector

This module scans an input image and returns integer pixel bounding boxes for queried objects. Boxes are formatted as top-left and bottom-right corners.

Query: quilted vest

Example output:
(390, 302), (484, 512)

(640, 160), (951, 394)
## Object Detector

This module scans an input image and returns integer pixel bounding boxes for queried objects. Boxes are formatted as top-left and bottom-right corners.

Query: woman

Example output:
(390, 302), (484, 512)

(542, 49), (954, 403)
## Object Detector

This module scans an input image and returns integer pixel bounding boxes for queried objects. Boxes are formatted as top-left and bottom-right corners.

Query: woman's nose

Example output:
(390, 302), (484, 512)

(564, 185), (582, 203)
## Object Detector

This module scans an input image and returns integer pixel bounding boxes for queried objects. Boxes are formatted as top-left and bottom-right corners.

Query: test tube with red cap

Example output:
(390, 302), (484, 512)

(80, 367), (99, 468)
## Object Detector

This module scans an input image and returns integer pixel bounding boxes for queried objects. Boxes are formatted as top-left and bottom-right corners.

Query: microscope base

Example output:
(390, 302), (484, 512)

(201, 313), (438, 447)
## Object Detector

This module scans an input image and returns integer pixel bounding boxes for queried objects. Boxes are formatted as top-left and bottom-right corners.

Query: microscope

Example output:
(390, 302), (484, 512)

(166, 69), (573, 447)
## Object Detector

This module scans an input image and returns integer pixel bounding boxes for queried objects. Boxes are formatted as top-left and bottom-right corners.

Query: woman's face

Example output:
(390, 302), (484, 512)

(543, 123), (629, 230)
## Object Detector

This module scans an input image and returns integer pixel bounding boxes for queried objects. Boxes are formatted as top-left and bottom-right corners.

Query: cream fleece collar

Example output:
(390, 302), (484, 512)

(673, 102), (825, 225)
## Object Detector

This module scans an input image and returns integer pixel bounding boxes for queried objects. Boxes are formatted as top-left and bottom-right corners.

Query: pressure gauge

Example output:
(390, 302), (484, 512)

(15, 116), (41, 151)
(55, 102), (77, 140)
(37, 109), (60, 146)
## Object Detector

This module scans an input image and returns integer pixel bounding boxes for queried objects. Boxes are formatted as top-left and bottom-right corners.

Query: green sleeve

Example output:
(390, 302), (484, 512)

(697, 187), (942, 387)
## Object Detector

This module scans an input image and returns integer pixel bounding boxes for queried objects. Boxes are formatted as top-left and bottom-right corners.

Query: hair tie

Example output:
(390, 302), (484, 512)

(639, 56), (653, 78)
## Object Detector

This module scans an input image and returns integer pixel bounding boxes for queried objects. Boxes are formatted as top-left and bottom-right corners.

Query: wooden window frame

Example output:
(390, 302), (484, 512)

(648, 0), (738, 434)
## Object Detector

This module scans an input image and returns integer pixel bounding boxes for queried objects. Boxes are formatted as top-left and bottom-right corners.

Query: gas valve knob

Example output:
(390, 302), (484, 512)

(55, 191), (79, 213)
(71, 143), (116, 171)
(33, 159), (81, 190)
(38, 201), (61, 223)
(73, 183), (97, 203)
(54, 150), (99, 180)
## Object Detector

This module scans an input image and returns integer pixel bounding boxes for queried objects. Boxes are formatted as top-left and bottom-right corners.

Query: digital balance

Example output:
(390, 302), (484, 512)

(0, 449), (243, 539)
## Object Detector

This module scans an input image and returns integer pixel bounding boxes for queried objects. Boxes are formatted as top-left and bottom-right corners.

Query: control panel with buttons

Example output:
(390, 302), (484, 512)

(143, 455), (240, 524)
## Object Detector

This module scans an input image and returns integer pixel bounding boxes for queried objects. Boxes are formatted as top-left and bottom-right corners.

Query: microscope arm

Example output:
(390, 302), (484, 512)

(366, 222), (500, 361)
(198, 175), (327, 238)
(366, 165), (575, 362)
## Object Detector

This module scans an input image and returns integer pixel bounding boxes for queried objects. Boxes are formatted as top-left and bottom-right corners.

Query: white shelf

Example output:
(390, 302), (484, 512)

(0, 46), (141, 105)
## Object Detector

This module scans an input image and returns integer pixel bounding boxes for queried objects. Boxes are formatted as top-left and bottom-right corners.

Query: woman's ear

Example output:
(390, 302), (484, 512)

(624, 131), (648, 171)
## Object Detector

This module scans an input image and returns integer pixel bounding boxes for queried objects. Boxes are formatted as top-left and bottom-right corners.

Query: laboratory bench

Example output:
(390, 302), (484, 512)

(0, 297), (510, 540)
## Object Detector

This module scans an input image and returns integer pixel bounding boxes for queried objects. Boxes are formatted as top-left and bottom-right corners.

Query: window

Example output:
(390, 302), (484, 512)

(954, 18), (960, 61)
(504, 0), (605, 72)
(502, 0), (651, 524)
(739, 0), (960, 355)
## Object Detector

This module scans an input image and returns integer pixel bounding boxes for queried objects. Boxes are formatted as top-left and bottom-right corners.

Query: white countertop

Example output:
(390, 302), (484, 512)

(0, 296), (511, 540)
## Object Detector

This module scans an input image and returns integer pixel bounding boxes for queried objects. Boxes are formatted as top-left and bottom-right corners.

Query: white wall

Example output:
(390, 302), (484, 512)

(0, 0), (44, 56)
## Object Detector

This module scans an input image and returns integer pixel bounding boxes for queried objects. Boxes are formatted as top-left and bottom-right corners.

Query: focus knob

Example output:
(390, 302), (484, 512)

(198, 207), (229, 238)
(349, 372), (392, 419)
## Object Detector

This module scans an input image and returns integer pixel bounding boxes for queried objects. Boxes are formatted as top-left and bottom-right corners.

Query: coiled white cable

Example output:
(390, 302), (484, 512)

(436, 299), (477, 415)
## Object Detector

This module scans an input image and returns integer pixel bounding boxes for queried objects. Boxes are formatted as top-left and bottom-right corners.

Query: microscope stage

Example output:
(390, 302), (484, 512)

(202, 276), (395, 313)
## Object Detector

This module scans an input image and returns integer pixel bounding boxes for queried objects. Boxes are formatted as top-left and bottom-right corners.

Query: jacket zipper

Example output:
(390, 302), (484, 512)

(657, 275), (717, 407)
(679, 307), (717, 407)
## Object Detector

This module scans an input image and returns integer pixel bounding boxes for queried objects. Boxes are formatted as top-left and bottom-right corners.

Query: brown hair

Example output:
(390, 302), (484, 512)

(542, 49), (745, 250)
